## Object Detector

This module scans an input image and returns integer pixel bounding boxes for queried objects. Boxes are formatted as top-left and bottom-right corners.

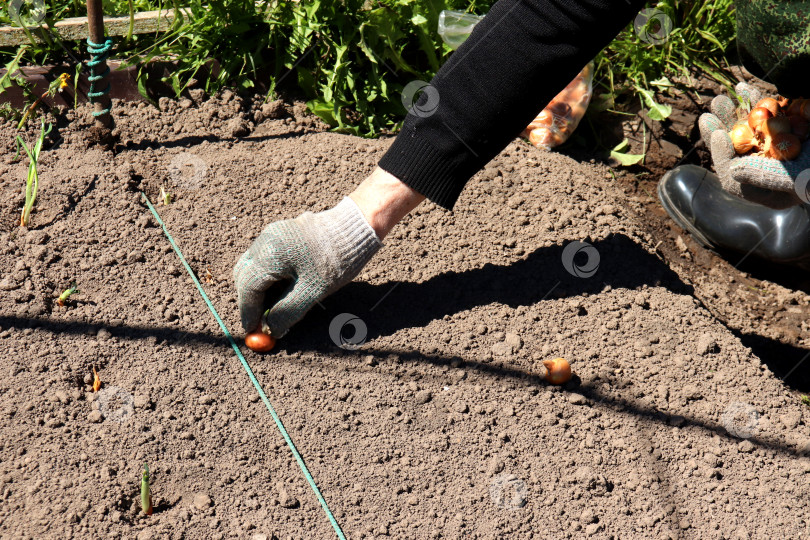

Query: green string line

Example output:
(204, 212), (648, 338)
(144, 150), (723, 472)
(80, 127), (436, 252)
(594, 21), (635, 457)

(87, 38), (113, 117)
(141, 193), (346, 540)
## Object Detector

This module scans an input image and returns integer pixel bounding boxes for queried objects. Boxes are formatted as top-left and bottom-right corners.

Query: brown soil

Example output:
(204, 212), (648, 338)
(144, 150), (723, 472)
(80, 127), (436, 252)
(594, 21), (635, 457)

(1, 89), (810, 539)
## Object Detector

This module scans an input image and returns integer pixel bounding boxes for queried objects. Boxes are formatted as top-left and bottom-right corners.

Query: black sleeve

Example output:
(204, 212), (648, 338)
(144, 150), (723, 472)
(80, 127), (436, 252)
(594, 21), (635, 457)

(378, 0), (647, 210)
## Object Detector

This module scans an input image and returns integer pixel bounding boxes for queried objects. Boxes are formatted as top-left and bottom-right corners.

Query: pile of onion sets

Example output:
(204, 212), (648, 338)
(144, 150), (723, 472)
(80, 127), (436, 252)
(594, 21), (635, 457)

(730, 97), (810, 161)
(523, 63), (592, 150)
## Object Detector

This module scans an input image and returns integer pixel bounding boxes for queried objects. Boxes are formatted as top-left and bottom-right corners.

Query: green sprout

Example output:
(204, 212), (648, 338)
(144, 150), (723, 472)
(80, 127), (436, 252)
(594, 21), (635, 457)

(159, 185), (172, 206)
(57, 281), (79, 306)
(16, 119), (52, 227)
(141, 464), (153, 515)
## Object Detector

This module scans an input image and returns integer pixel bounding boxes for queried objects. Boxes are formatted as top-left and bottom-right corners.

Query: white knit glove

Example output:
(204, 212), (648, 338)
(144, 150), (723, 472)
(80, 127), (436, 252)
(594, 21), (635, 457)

(234, 198), (382, 336)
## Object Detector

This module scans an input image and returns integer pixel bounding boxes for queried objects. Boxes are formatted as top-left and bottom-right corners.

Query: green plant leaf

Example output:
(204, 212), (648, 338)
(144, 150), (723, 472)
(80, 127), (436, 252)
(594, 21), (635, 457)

(411, 14), (428, 26)
(0, 47), (27, 94)
(636, 87), (672, 121)
(307, 99), (337, 127)
(649, 76), (673, 90)
(610, 139), (644, 166)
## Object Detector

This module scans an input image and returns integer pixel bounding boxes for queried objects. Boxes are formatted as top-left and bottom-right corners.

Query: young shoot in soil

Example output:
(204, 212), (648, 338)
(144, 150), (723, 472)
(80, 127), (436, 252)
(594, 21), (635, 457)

(159, 185), (172, 206)
(16, 119), (52, 227)
(141, 464), (153, 516)
(56, 281), (79, 307)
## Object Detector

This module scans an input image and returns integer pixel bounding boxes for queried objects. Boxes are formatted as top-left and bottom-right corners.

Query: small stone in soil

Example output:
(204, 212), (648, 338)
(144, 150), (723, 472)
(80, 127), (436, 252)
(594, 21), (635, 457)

(276, 483), (299, 509)
(134, 394), (152, 409)
(737, 440), (755, 453)
(568, 393), (587, 405)
(697, 334), (719, 355)
(88, 411), (103, 423)
(193, 492), (213, 510)
(415, 390), (432, 404)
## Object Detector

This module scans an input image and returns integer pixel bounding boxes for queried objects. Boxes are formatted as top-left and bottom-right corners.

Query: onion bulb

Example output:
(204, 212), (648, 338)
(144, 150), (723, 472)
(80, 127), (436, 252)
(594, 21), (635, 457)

(547, 100), (572, 119)
(755, 97), (779, 117)
(729, 123), (757, 154)
(529, 109), (554, 130)
(748, 107), (774, 133)
(245, 331), (276, 352)
(764, 132), (801, 161)
(542, 357), (572, 385)
(789, 115), (810, 140)
(786, 99), (807, 117)
(759, 116), (792, 139)
(529, 127), (555, 148)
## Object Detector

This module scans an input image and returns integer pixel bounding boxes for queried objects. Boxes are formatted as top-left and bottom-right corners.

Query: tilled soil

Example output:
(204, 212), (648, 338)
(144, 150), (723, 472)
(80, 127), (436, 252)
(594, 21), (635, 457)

(1, 93), (810, 540)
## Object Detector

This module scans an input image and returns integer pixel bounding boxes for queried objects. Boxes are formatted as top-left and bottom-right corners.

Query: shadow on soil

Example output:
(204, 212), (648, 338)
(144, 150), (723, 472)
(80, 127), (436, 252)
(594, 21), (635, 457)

(112, 128), (316, 154)
(4, 235), (808, 456)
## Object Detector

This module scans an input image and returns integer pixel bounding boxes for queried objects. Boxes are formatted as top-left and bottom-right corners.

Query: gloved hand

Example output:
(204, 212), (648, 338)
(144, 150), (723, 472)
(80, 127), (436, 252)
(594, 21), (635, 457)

(698, 82), (810, 209)
(233, 197), (382, 337)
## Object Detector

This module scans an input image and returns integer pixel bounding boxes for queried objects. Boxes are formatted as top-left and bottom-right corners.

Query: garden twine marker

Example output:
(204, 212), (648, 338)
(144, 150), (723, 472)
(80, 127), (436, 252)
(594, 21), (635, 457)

(140, 193), (346, 539)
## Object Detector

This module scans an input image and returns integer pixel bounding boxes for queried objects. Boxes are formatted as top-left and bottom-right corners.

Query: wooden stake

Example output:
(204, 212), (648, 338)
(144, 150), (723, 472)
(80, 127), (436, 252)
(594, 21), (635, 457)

(86, 0), (112, 130)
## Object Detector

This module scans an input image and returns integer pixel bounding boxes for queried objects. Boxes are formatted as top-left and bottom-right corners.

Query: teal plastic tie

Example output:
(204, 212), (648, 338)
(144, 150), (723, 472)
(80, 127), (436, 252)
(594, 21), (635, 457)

(141, 193), (346, 540)
(87, 38), (113, 116)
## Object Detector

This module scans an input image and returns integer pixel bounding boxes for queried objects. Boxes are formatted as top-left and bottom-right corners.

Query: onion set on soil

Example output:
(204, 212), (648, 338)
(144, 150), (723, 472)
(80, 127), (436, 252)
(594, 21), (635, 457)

(542, 357), (572, 385)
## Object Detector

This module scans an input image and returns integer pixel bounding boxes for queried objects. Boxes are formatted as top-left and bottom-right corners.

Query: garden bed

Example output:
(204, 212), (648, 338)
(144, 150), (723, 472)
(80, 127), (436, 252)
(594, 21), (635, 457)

(1, 91), (809, 538)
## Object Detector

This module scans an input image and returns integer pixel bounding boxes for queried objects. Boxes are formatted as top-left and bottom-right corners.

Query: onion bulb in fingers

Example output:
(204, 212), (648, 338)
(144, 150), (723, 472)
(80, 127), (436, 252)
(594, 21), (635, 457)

(789, 115), (810, 140)
(786, 99), (806, 117)
(245, 331), (276, 352)
(729, 123), (757, 154)
(748, 107), (774, 133)
(759, 116), (792, 139)
(755, 97), (779, 117)
(764, 132), (801, 161)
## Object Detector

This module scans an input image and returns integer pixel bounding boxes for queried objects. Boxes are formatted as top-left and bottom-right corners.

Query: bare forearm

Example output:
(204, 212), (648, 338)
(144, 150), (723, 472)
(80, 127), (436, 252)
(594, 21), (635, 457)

(349, 167), (426, 240)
